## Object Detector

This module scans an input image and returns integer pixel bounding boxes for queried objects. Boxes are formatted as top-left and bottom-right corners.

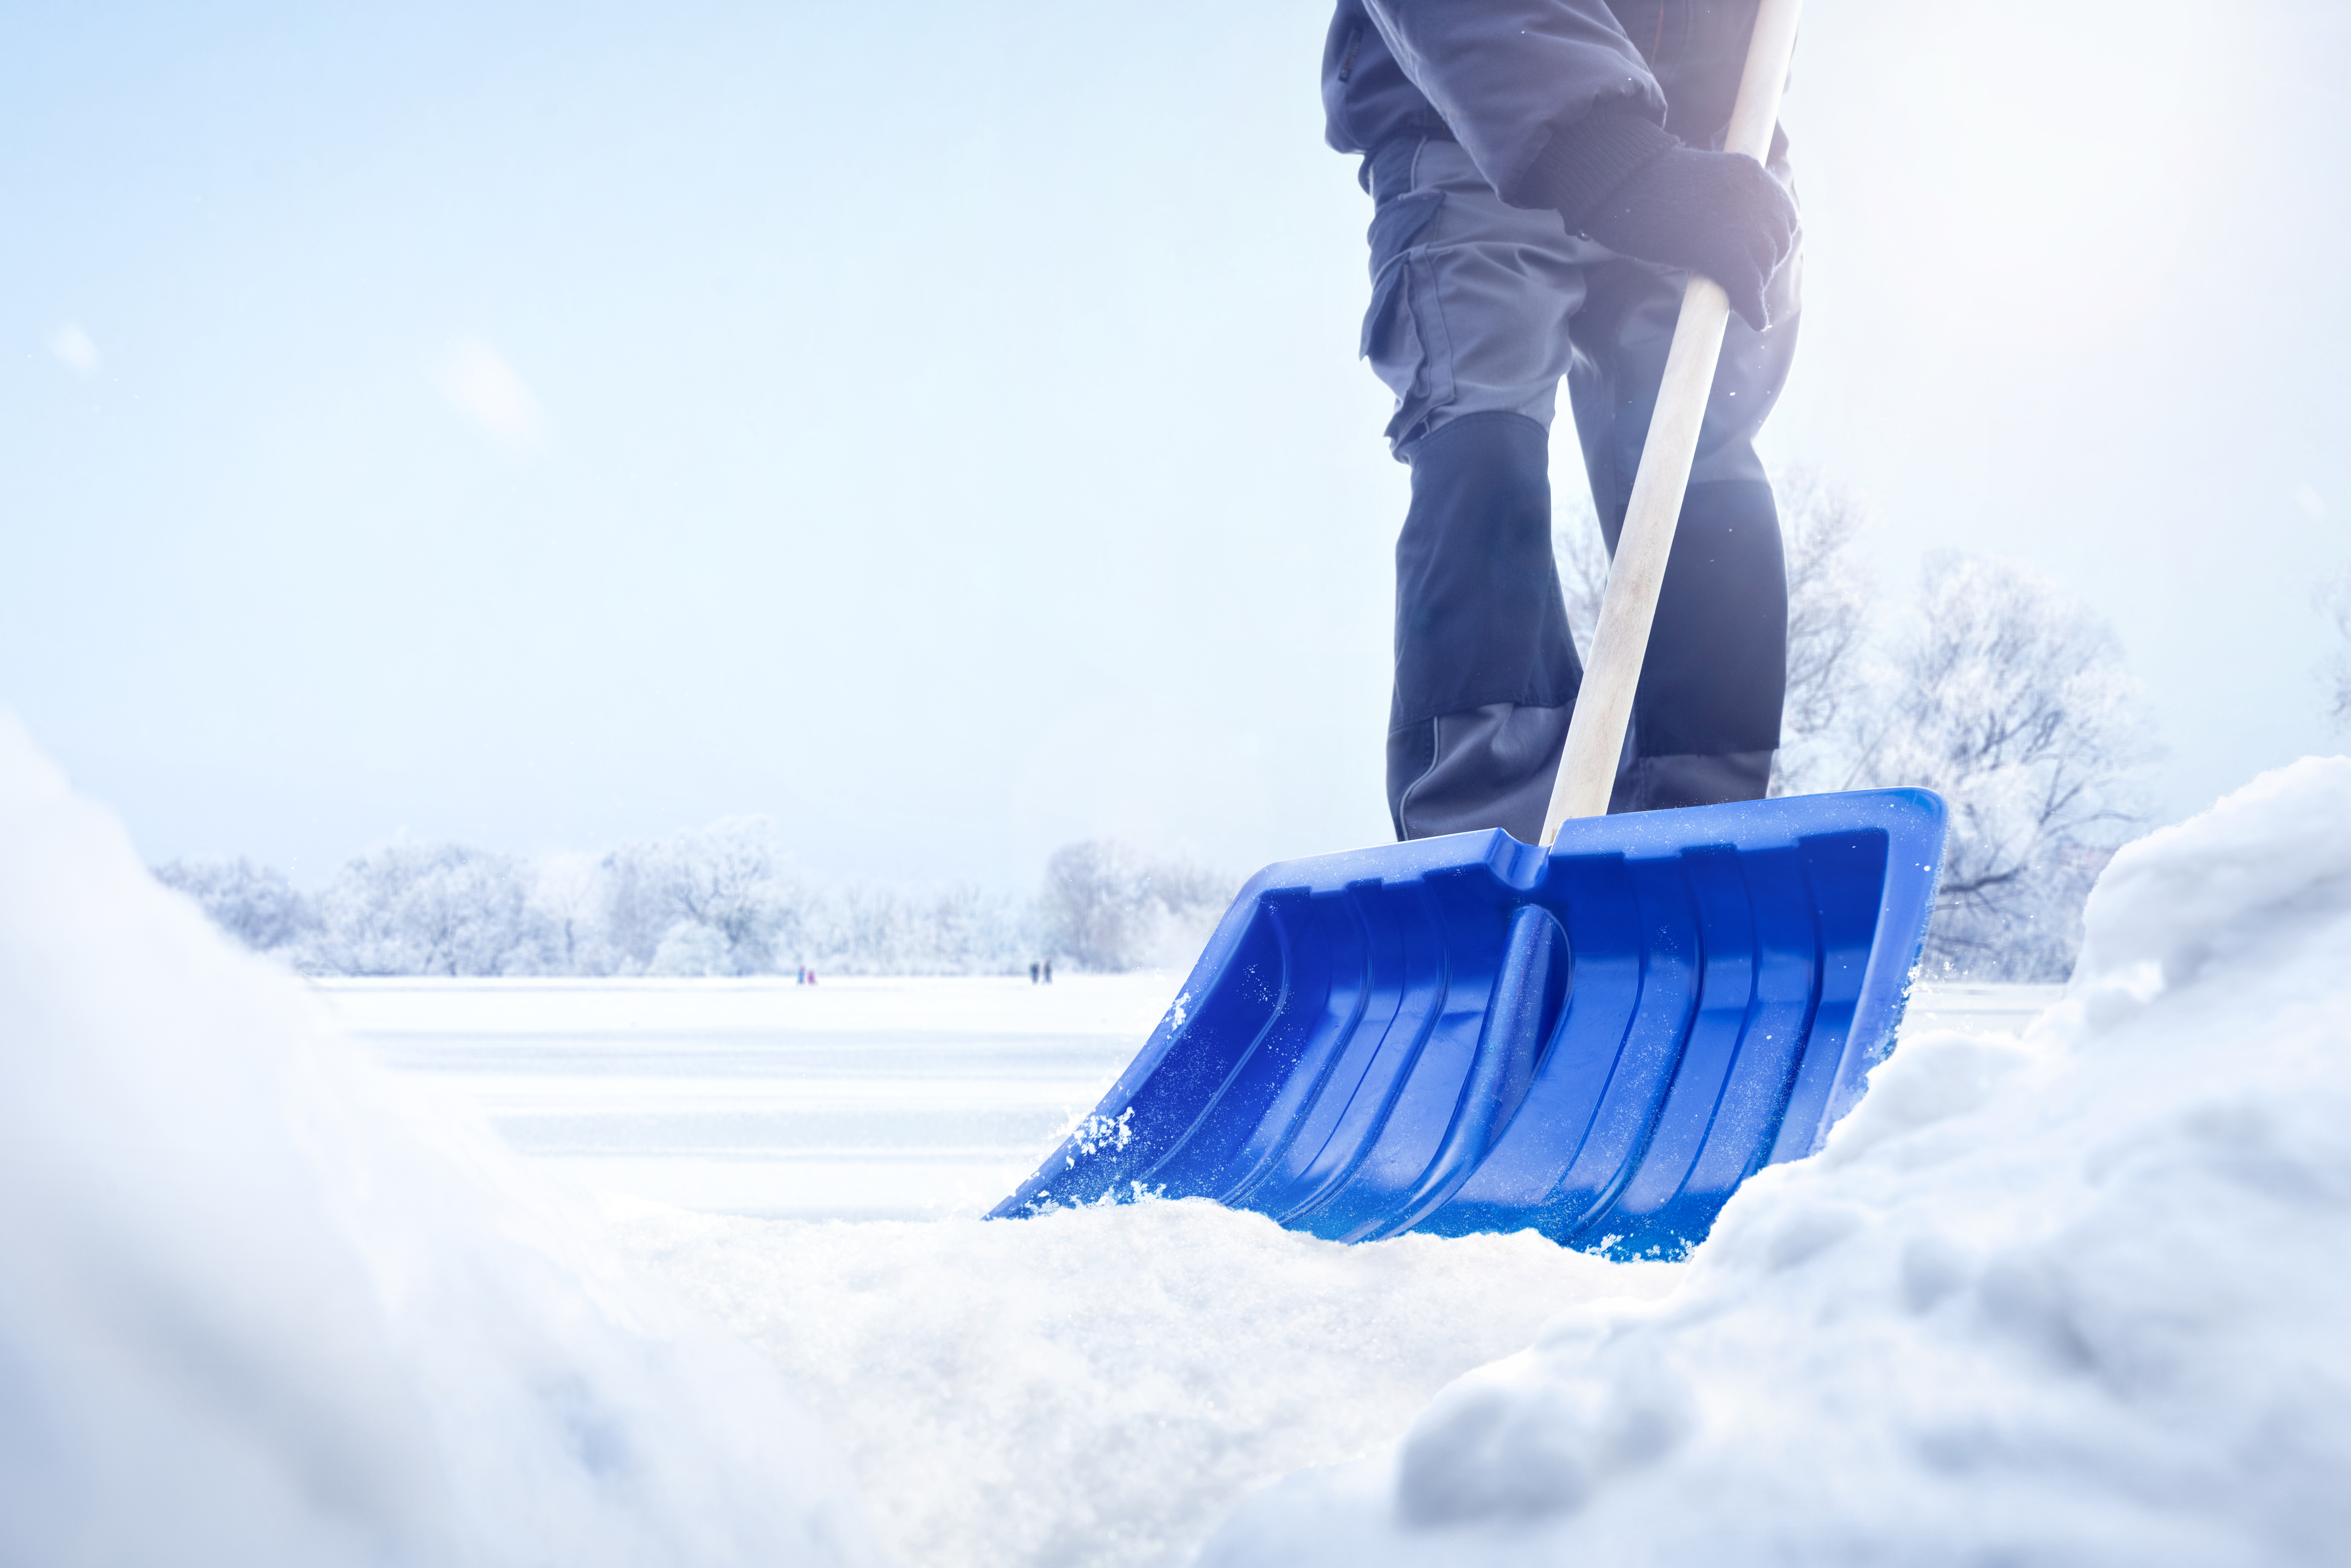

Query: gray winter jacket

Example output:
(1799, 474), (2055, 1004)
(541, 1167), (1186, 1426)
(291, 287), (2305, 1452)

(1322, 1), (1766, 208)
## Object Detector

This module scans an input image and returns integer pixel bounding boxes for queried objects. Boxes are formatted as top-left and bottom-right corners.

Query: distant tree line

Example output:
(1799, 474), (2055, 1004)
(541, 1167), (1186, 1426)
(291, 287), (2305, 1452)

(156, 826), (1238, 979)
(165, 470), (2179, 985)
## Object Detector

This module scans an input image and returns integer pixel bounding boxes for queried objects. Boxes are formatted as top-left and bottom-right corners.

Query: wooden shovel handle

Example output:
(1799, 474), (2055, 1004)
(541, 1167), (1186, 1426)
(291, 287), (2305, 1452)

(1539, 0), (1804, 841)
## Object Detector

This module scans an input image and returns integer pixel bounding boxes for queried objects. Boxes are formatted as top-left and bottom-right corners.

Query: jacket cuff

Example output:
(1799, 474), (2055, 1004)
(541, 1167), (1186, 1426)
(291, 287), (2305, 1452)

(1518, 108), (1677, 228)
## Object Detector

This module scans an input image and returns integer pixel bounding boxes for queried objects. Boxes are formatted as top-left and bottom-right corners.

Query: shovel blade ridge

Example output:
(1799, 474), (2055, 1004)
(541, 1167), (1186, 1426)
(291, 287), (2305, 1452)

(987, 788), (1945, 1258)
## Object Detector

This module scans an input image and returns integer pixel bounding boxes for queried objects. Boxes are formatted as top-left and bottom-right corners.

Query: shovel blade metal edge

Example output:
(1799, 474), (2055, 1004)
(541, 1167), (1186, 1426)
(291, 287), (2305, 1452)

(988, 788), (1946, 1259)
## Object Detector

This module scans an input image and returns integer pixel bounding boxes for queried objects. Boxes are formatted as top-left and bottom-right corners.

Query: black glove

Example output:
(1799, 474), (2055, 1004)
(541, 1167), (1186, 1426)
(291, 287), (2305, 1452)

(1517, 109), (1799, 330)
(1581, 147), (1797, 329)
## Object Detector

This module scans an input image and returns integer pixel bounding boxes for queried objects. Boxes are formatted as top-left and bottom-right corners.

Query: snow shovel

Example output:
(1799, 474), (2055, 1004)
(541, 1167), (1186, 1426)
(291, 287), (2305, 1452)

(990, 0), (1945, 1256)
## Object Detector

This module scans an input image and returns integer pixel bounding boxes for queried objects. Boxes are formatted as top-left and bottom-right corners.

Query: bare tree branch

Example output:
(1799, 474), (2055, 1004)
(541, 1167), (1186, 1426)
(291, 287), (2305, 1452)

(1552, 464), (1875, 799)
(2319, 570), (2351, 734)
(1849, 553), (2156, 979)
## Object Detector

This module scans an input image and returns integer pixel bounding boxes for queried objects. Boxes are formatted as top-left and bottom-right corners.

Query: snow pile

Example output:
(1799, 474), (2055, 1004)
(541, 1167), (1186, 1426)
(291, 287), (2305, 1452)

(0, 714), (880, 1568)
(18, 690), (2351, 1567)
(605, 1199), (1679, 1568)
(1199, 758), (2351, 1566)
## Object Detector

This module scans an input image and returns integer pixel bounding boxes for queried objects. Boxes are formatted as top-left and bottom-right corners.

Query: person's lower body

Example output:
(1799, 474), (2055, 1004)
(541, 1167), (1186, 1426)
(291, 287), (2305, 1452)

(1359, 133), (1800, 840)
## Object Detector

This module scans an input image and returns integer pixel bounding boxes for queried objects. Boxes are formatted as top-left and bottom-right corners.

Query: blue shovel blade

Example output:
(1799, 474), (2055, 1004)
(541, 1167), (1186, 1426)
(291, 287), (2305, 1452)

(989, 789), (1946, 1260)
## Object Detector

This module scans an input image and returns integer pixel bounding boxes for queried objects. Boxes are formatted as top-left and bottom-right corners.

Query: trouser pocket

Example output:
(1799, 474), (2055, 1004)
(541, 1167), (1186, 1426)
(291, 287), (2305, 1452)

(1360, 140), (1450, 450)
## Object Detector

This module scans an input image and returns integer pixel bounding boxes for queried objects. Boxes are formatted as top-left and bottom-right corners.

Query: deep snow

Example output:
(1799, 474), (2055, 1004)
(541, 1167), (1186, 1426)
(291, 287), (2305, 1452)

(0, 716), (882, 1567)
(1198, 756), (2351, 1566)
(7, 700), (2350, 1567)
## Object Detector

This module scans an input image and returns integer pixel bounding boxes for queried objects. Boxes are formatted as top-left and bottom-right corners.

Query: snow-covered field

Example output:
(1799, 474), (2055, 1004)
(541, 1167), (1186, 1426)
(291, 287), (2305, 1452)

(6, 709), (2349, 1566)
(312, 974), (1174, 1221)
(308, 974), (2059, 1224)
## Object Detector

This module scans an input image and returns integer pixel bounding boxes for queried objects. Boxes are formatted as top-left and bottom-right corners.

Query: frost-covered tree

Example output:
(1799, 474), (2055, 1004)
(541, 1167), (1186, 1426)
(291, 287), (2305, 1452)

(163, 823), (1202, 978)
(782, 882), (1033, 975)
(153, 858), (315, 953)
(1561, 470), (2148, 978)
(1040, 841), (1155, 972)
(648, 921), (733, 977)
(1552, 494), (1610, 661)
(601, 816), (794, 976)
(814, 883), (917, 975)
(1040, 840), (1236, 972)
(302, 843), (549, 976)
(2319, 571), (2351, 733)
(1554, 465), (1872, 793)
(1838, 554), (2153, 980)
(526, 852), (610, 975)
(912, 884), (1031, 975)
(1765, 468), (1874, 795)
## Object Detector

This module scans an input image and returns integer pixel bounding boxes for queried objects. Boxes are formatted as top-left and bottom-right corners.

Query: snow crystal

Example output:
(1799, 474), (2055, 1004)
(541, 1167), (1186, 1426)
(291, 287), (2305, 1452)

(1197, 757), (2351, 1567)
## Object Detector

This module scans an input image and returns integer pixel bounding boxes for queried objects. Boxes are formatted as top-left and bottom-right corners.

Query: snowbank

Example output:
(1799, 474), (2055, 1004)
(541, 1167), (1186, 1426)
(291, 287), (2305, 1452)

(1198, 757), (2351, 1566)
(0, 713), (880, 1567)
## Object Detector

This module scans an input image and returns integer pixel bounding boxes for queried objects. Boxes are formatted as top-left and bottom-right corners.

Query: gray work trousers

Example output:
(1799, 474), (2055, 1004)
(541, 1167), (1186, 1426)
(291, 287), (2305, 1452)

(1363, 134), (1799, 841)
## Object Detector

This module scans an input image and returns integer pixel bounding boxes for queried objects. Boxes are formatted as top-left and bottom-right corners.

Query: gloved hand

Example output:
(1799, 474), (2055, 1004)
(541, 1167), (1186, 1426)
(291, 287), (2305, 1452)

(1578, 146), (1797, 330)
(1517, 109), (1799, 331)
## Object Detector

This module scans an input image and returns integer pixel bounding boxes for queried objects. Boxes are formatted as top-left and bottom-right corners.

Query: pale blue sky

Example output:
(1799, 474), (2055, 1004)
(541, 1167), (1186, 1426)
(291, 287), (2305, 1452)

(6, 0), (2347, 886)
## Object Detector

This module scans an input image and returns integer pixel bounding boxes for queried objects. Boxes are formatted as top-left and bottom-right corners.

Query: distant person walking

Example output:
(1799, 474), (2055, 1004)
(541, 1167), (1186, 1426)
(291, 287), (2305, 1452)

(1030, 961), (1042, 985)
(1326, 0), (1801, 839)
(1043, 959), (1053, 985)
